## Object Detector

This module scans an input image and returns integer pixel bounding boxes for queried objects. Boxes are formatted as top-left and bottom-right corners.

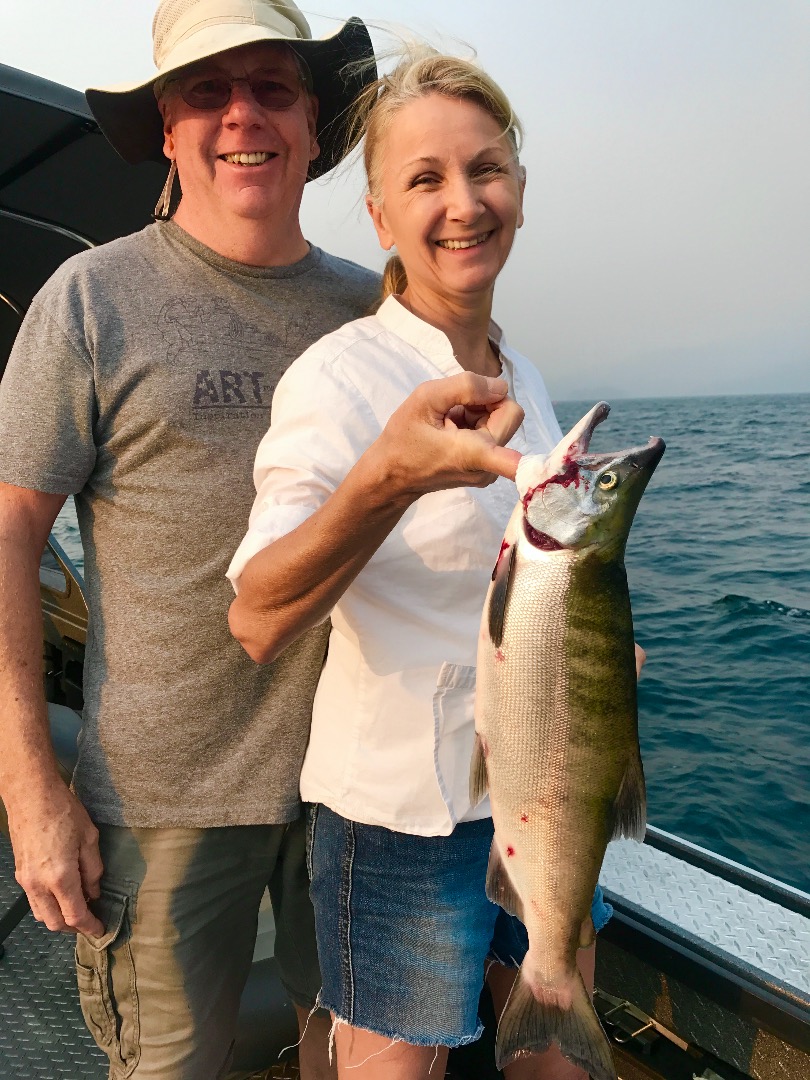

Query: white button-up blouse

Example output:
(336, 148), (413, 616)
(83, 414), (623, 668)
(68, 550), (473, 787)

(228, 295), (563, 836)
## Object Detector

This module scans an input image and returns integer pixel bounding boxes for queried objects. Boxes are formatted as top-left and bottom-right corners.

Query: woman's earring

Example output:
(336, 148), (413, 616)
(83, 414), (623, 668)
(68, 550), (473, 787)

(154, 160), (177, 220)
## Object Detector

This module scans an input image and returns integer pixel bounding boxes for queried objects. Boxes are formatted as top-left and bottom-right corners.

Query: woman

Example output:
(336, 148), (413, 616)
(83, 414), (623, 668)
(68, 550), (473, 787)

(228, 49), (612, 1079)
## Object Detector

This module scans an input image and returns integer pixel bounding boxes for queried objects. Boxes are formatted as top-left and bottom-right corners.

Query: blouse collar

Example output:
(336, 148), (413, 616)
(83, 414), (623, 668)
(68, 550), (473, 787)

(376, 294), (508, 376)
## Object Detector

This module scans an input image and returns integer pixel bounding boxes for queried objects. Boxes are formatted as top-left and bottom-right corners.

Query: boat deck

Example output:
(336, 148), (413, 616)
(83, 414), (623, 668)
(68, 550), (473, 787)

(2, 827), (809, 1079)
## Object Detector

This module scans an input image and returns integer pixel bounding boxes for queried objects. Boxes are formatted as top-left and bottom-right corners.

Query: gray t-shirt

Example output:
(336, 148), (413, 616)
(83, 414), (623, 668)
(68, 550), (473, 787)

(0, 221), (380, 827)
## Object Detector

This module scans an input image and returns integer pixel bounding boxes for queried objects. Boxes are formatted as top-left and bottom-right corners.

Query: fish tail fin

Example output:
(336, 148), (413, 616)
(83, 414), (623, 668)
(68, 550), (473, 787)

(610, 749), (647, 841)
(496, 966), (616, 1080)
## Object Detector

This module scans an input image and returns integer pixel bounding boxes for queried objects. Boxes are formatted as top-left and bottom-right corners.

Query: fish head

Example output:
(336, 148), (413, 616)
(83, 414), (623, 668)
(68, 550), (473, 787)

(516, 402), (665, 555)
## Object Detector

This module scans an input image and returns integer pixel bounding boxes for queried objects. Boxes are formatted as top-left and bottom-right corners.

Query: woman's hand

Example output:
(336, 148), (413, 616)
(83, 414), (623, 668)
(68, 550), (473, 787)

(373, 372), (524, 500)
(230, 373), (525, 664)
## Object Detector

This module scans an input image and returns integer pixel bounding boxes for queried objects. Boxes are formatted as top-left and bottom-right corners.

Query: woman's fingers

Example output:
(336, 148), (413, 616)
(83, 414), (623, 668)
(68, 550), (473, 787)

(483, 397), (524, 446)
(380, 374), (525, 495)
(419, 372), (510, 421)
(469, 443), (522, 483)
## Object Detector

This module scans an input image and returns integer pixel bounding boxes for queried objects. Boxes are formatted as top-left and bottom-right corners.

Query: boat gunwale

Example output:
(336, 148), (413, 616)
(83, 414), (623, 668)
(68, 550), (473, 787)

(645, 825), (810, 919)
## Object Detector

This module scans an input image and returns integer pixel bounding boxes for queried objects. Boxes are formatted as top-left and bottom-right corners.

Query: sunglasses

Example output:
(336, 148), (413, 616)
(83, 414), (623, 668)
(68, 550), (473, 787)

(171, 71), (306, 112)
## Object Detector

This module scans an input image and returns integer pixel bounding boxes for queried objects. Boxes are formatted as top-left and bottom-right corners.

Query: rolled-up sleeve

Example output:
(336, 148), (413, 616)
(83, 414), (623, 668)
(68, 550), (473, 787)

(227, 340), (381, 592)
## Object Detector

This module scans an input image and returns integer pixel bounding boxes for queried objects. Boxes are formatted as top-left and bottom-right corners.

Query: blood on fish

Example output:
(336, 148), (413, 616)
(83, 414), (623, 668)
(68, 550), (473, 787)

(521, 456), (582, 511)
(524, 519), (564, 551)
(491, 540), (511, 581)
(507, 846), (515, 858)
(495, 648), (506, 663)
(520, 813), (529, 823)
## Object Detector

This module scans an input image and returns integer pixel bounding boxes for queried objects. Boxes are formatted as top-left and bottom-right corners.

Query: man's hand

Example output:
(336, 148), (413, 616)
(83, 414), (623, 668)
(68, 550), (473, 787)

(374, 373), (524, 499)
(8, 784), (104, 936)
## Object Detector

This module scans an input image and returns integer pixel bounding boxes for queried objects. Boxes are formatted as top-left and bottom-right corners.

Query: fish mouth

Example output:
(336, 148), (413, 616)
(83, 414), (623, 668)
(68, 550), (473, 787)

(582, 436), (666, 475)
(639, 436), (669, 470)
(516, 401), (610, 502)
(565, 400), (610, 457)
(632, 436), (666, 471)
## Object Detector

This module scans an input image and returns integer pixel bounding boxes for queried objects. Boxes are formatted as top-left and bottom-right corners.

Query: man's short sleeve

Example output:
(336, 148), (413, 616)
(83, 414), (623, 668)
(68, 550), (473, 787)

(0, 288), (97, 494)
(227, 342), (379, 591)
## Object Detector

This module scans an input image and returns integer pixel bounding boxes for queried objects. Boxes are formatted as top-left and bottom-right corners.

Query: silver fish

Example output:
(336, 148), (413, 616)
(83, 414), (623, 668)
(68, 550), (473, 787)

(472, 402), (665, 1078)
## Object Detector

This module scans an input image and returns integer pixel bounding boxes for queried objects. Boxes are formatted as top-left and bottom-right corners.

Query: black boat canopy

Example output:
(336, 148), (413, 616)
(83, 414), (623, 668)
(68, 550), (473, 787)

(0, 63), (165, 378)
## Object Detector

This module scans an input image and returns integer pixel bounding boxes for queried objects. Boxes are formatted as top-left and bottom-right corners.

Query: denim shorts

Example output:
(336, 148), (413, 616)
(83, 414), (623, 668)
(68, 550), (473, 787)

(307, 804), (612, 1047)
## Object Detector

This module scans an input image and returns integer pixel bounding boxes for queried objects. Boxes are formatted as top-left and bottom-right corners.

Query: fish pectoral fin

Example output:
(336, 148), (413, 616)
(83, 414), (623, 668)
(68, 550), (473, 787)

(488, 539), (517, 648)
(469, 733), (489, 805)
(485, 839), (524, 920)
(609, 750), (647, 842)
(495, 966), (616, 1080)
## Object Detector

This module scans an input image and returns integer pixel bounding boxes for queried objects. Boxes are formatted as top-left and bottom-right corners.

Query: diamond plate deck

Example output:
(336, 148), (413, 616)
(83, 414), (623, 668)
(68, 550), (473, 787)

(600, 838), (810, 1001)
(0, 833), (107, 1078)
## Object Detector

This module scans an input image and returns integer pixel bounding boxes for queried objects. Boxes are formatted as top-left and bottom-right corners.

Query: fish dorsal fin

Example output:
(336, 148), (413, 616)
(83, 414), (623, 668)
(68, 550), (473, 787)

(609, 750), (647, 842)
(485, 838), (525, 921)
(488, 540), (517, 649)
(469, 733), (489, 806)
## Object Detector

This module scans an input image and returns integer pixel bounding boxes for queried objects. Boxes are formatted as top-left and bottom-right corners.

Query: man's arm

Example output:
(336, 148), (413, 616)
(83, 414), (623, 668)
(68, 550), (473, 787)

(229, 373), (523, 664)
(0, 482), (104, 936)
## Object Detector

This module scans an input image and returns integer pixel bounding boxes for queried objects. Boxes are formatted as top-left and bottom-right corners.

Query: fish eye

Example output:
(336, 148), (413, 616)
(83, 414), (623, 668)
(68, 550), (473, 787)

(598, 471), (619, 490)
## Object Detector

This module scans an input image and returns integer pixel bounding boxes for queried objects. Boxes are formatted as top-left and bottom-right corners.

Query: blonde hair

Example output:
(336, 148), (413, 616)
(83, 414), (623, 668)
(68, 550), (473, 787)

(347, 47), (524, 301)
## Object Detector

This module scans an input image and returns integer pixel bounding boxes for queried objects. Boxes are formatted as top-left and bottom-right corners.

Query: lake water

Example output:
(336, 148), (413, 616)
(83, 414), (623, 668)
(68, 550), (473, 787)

(52, 392), (810, 892)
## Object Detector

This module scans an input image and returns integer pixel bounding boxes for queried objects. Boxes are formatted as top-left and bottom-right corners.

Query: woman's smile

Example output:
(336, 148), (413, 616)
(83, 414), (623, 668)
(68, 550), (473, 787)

(435, 230), (495, 251)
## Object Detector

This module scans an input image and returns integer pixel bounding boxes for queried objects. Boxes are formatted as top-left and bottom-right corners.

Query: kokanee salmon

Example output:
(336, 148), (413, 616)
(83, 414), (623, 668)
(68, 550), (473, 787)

(472, 402), (665, 1078)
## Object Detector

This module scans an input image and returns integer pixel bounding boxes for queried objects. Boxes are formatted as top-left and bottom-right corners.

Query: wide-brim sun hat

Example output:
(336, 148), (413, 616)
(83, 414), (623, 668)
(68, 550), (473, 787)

(85, 0), (376, 180)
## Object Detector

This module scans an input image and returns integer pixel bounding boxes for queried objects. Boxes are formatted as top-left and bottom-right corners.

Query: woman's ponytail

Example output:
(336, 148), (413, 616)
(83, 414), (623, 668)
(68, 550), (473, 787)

(381, 254), (408, 299)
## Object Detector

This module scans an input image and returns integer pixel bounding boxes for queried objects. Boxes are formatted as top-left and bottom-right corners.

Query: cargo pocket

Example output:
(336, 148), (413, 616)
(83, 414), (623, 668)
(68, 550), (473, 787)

(433, 662), (481, 826)
(75, 888), (140, 1077)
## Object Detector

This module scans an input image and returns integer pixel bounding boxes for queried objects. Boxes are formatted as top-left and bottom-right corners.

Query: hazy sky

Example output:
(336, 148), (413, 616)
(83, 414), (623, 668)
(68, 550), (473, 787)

(4, 1), (809, 398)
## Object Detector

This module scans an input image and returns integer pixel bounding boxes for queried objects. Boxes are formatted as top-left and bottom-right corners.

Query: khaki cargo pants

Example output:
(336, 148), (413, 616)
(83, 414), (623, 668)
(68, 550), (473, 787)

(75, 817), (320, 1080)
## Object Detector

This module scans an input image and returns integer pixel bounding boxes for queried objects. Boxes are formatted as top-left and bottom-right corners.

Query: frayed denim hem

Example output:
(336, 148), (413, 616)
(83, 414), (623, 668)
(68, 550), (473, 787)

(280, 980), (327, 1014)
(487, 946), (523, 969)
(319, 998), (484, 1050)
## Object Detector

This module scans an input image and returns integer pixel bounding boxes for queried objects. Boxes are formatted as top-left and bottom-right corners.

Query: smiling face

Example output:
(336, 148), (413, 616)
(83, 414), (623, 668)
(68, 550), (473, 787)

(159, 42), (319, 250)
(366, 93), (525, 313)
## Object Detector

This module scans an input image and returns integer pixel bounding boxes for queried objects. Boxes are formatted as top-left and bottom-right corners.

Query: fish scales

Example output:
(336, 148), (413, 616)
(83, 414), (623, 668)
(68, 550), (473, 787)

(485, 552), (618, 965)
(472, 401), (665, 1078)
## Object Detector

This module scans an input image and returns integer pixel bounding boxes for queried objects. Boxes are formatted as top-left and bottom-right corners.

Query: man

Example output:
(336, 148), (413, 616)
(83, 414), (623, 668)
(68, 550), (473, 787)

(0, 2), (532, 1076)
(0, 2), (380, 1077)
